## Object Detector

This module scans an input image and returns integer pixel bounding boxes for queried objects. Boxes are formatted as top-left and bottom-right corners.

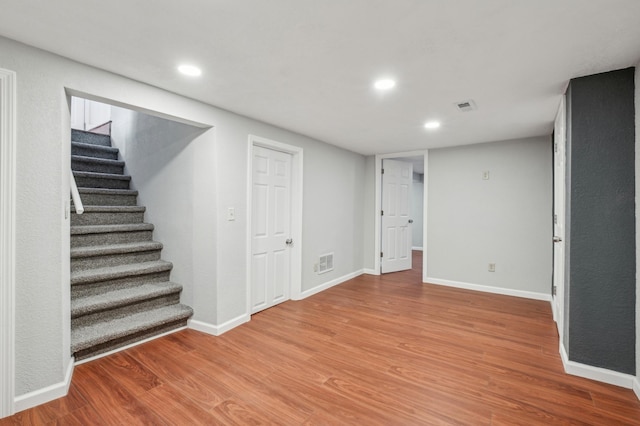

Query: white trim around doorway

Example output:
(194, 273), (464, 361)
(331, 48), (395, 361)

(246, 135), (303, 318)
(374, 150), (428, 281)
(0, 68), (17, 419)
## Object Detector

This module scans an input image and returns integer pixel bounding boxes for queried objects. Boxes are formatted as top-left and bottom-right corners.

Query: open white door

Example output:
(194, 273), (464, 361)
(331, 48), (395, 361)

(251, 145), (292, 313)
(552, 96), (566, 342)
(381, 159), (413, 273)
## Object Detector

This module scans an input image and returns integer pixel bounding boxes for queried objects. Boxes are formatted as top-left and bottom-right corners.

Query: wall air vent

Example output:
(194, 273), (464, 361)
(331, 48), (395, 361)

(318, 253), (334, 274)
(455, 99), (477, 112)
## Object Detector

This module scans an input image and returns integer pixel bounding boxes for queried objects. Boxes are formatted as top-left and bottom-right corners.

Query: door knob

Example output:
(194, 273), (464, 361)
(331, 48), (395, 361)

(553, 236), (562, 243)
(285, 238), (293, 246)
(408, 219), (414, 224)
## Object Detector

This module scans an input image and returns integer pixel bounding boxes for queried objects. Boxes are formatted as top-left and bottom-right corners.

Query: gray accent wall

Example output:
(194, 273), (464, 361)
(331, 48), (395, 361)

(565, 68), (636, 374)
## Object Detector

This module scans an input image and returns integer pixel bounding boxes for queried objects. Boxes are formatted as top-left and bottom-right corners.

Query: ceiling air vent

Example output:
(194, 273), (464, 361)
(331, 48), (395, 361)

(455, 99), (477, 112)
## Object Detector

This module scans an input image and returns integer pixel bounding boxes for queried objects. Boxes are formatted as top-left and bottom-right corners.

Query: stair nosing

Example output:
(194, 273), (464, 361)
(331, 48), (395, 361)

(77, 188), (138, 196)
(71, 304), (193, 352)
(71, 141), (118, 152)
(71, 223), (154, 235)
(72, 205), (145, 213)
(70, 260), (173, 286)
(73, 171), (131, 181)
(71, 241), (163, 258)
(72, 155), (125, 166)
(71, 281), (182, 317)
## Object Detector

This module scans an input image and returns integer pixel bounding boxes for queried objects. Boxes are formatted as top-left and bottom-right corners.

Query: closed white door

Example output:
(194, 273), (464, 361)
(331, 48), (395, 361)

(552, 97), (566, 341)
(381, 159), (413, 273)
(251, 146), (292, 313)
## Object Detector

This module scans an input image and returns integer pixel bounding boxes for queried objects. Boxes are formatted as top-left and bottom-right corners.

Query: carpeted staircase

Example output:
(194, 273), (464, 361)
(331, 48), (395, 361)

(70, 128), (193, 361)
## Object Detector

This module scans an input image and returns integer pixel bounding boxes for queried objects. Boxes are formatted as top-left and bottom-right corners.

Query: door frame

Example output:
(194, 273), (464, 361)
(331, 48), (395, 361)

(552, 96), (566, 344)
(246, 135), (303, 316)
(0, 68), (17, 418)
(374, 150), (428, 281)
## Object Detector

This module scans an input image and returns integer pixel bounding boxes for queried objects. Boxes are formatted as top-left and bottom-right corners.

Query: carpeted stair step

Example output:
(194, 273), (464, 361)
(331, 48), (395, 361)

(71, 205), (145, 226)
(71, 259), (173, 287)
(71, 281), (183, 327)
(76, 188), (138, 207)
(72, 142), (119, 160)
(71, 223), (154, 248)
(71, 241), (164, 272)
(71, 303), (193, 360)
(72, 129), (112, 147)
(73, 171), (131, 190)
(72, 155), (125, 175)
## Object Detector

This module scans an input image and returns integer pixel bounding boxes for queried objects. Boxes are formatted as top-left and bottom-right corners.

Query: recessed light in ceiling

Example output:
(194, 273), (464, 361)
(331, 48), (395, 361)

(374, 79), (396, 90)
(178, 64), (202, 77)
(424, 121), (441, 130)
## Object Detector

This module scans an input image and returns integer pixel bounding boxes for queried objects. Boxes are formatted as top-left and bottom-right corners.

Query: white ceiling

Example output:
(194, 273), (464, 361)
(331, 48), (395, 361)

(1, 0), (639, 155)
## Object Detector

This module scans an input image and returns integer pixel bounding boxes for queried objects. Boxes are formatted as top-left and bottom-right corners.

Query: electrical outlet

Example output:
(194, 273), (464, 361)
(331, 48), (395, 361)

(488, 263), (496, 272)
(482, 170), (490, 180)
(313, 263), (318, 272)
(227, 207), (235, 221)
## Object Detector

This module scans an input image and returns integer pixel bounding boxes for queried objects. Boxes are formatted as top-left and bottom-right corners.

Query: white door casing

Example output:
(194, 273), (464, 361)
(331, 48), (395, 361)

(0, 68), (16, 418)
(251, 146), (292, 313)
(381, 159), (413, 273)
(553, 96), (566, 343)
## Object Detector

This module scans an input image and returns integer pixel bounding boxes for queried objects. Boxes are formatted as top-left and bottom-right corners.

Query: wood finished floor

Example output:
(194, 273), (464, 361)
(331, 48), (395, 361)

(3, 251), (640, 425)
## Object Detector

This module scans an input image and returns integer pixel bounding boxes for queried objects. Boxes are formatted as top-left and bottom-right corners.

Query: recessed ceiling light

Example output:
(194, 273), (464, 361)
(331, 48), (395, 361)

(178, 64), (202, 77)
(424, 121), (441, 129)
(374, 79), (396, 90)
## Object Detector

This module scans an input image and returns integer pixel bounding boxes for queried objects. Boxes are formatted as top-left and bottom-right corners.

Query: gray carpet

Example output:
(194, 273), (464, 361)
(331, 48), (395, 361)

(70, 129), (192, 361)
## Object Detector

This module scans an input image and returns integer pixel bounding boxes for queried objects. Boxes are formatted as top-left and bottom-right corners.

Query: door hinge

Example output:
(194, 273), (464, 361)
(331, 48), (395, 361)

(554, 214), (557, 224)
(380, 251), (383, 258)
(381, 210), (384, 216)
(554, 142), (558, 153)
(381, 168), (384, 174)
(552, 285), (557, 296)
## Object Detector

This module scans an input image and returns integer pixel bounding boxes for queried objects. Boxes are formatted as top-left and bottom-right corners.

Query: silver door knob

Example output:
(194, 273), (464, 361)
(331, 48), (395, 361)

(408, 219), (414, 224)
(553, 236), (562, 243)
(285, 239), (293, 246)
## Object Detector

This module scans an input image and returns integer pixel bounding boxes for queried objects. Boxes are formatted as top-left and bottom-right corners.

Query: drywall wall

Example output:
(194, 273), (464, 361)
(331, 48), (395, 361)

(566, 68), (635, 375)
(109, 106), (212, 318)
(0, 35), (367, 398)
(427, 137), (552, 295)
(363, 156), (376, 271)
(412, 173), (424, 249)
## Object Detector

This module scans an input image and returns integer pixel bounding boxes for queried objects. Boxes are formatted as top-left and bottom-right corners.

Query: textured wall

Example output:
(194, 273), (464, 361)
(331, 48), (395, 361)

(411, 174), (424, 249)
(0, 35), (369, 396)
(427, 137), (552, 295)
(566, 68), (636, 374)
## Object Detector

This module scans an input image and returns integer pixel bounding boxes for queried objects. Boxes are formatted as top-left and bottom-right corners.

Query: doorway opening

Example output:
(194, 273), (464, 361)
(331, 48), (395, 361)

(374, 151), (427, 281)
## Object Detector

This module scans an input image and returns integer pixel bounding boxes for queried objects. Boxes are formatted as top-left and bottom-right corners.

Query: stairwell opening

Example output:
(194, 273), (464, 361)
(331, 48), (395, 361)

(69, 96), (208, 360)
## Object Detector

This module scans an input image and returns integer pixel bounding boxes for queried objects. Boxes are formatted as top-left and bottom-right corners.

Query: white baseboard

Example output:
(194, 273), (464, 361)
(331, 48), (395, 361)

(189, 314), (250, 337)
(560, 343), (635, 389)
(412, 246), (423, 251)
(14, 358), (74, 413)
(363, 268), (379, 275)
(425, 277), (551, 301)
(298, 269), (364, 299)
(633, 377), (640, 400)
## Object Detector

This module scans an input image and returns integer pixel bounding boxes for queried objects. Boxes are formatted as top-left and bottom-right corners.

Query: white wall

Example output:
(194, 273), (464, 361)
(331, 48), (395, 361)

(0, 36), (367, 398)
(427, 137), (552, 296)
(363, 156), (376, 272)
(412, 173), (424, 249)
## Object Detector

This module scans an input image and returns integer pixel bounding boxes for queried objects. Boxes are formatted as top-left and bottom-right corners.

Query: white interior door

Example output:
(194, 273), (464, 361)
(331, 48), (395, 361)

(251, 146), (292, 313)
(70, 97), (111, 131)
(381, 159), (413, 273)
(552, 96), (566, 341)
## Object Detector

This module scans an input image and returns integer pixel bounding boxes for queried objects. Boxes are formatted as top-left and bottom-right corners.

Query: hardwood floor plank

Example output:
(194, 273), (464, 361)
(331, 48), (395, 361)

(3, 251), (640, 425)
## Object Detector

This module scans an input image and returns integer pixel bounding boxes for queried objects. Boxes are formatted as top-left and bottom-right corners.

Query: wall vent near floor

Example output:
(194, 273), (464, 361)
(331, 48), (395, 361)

(318, 253), (334, 274)
(455, 99), (477, 112)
